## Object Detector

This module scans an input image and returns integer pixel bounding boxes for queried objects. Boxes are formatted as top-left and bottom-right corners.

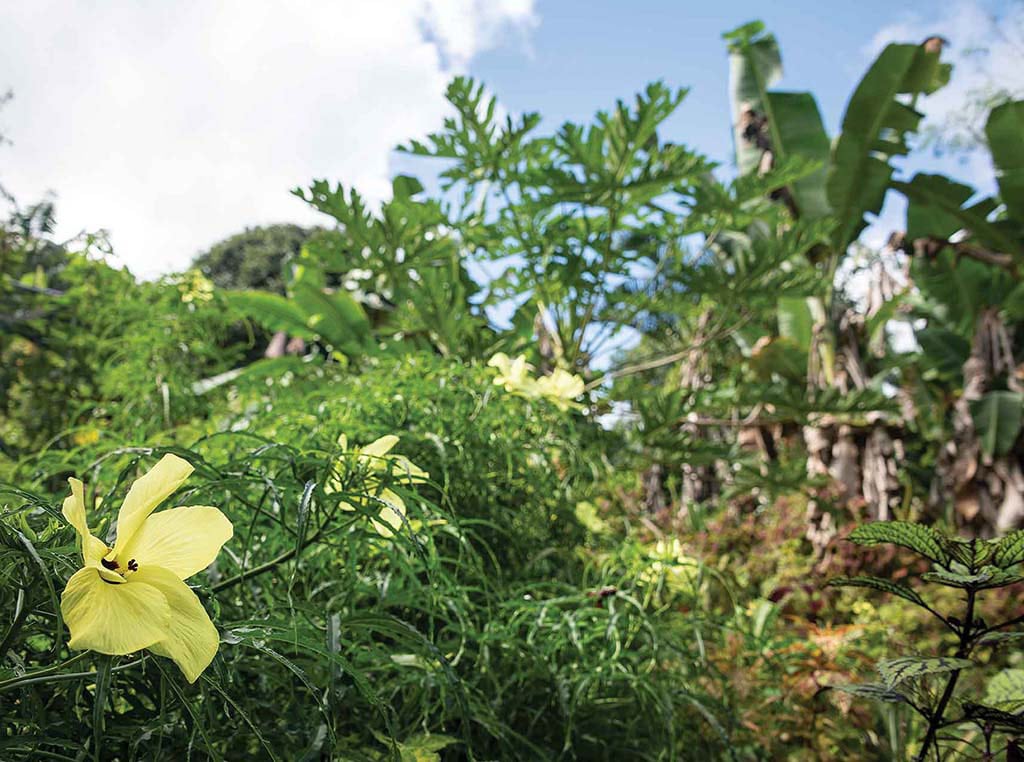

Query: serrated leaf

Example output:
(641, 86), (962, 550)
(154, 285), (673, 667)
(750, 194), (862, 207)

(994, 530), (1024, 568)
(987, 669), (1024, 704)
(829, 682), (909, 703)
(978, 631), (1024, 647)
(828, 576), (927, 609)
(877, 657), (974, 688)
(922, 566), (1024, 590)
(945, 537), (997, 568)
(847, 522), (951, 566)
(962, 701), (1024, 732)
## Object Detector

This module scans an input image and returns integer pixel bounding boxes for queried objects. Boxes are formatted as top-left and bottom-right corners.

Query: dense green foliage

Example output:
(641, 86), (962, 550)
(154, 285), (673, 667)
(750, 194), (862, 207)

(833, 523), (1024, 760)
(194, 224), (317, 294)
(2, 19), (1023, 761)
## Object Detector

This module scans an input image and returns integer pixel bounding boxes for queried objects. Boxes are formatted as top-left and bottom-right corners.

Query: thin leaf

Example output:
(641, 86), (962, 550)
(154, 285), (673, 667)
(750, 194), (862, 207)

(92, 655), (113, 760)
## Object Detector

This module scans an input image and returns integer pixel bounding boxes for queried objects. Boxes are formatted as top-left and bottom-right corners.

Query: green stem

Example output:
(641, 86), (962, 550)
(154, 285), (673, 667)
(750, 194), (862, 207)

(0, 655), (149, 693)
(212, 507), (359, 593)
(211, 546), (299, 593)
(0, 650), (91, 692)
(977, 611), (1024, 638)
(916, 589), (976, 762)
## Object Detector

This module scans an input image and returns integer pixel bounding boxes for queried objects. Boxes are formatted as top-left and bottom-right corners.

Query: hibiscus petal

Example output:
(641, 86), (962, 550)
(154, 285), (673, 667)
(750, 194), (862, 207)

(109, 454), (194, 559)
(61, 478), (108, 566)
(131, 565), (219, 683)
(120, 506), (233, 580)
(487, 352), (511, 371)
(360, 435), (399, 459)
(371, 488), (406, 537)
(61, 567), (171, 654)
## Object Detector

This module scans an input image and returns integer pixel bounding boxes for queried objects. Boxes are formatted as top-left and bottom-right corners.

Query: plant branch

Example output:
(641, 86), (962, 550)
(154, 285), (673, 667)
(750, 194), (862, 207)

(977, 611), (1024, 637)
(212, 543), (302, 593)
(916, 589), (976, 762)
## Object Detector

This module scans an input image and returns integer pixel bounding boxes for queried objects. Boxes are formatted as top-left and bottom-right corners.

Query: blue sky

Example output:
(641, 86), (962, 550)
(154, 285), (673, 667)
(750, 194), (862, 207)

(466, 0), (987, 170)
(457, 0), (1020, 261)
(2, 0), (1018, 276)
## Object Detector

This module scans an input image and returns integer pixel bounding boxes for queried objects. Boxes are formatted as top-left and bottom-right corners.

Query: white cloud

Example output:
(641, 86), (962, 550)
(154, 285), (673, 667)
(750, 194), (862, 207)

(420, 0), (536, 68)
(0, 1), (536, 277)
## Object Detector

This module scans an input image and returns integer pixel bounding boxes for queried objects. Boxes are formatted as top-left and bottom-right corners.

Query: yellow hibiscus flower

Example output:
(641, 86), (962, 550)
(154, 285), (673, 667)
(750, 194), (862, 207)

(326, 434), (429, 537)
(60, 454), (233, 683)
(487, 353), (538, 396)
(534, 368), (585, 410)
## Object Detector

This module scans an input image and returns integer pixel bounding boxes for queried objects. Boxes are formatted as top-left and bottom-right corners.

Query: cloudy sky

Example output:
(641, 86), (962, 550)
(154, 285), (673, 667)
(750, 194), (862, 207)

(1, 0), (1020, 277)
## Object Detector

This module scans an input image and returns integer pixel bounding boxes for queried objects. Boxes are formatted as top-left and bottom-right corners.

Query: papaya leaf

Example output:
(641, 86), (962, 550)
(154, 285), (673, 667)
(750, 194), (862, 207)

(877, 656), (974, 689)
(391, 174), (425, 200)
(847, 522), (951, 566)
